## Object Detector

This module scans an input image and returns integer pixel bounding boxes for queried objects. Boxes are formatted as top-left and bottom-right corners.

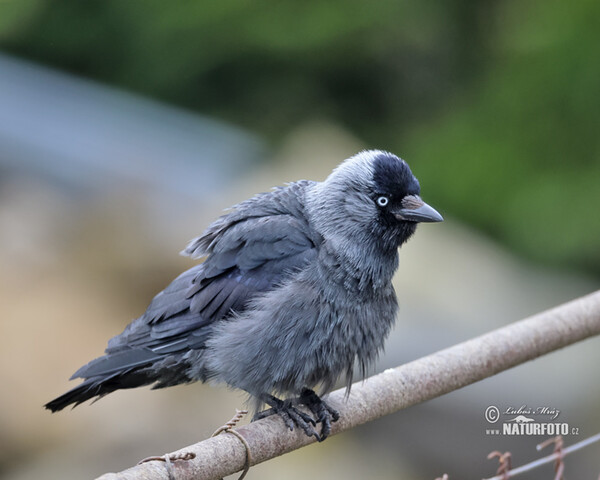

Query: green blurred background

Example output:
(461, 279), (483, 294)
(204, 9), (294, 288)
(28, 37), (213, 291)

(3, 0), (599, 273)
(1, 1), (599, 479)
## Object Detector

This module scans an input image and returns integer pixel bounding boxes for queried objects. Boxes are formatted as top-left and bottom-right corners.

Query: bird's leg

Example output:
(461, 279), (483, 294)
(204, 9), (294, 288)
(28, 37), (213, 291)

(253, 394), (320, 440)
(298, 388), (340, 441)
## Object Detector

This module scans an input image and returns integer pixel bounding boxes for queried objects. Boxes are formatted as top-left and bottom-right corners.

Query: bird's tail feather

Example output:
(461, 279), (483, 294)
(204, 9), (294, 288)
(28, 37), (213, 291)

(45, 348), (165, 412)
(44, 368), (155, 412)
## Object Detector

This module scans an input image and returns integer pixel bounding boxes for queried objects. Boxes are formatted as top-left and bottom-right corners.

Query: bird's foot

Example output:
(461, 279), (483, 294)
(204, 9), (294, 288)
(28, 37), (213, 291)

(253, 390), (340, 442)
(299, 388), (340, 441)
(254, 394), (320, 441)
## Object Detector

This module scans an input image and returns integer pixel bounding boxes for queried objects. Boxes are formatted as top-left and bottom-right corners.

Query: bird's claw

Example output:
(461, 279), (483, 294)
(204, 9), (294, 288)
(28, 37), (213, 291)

(254, 396), (320, 440)
(299, 388), (340, 441)
(255, 390), (339, 442)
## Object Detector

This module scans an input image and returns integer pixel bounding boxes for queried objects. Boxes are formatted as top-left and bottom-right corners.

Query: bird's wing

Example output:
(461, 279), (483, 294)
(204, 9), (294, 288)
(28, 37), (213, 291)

(79, 182), (318, 377)
(132, 214), (316, 349)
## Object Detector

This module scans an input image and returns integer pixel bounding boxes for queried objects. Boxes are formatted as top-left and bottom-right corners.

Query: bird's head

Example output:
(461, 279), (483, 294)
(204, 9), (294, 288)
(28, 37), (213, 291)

(307, 150), (442, 252)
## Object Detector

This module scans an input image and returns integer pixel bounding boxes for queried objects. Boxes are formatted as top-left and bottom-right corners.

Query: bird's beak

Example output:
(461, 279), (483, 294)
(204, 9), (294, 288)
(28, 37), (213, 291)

(394, 195), (443, 223)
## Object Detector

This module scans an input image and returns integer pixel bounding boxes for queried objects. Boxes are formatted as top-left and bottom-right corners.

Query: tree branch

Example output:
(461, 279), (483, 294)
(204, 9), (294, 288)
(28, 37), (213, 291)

(97, 290), (600, 480)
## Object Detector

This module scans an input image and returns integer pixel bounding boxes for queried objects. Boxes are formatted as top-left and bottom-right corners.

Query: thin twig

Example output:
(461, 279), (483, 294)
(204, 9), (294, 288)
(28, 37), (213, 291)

(483, 433), (600, 480)
(537, 436), (564, 480)
(487, 451), (511, 480)
(96, 290), (600, 480)
(211, 409), (251, 480)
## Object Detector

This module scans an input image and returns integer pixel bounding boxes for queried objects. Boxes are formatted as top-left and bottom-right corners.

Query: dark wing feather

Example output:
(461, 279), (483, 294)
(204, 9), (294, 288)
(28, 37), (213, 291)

(139, 217), (317, 348)
(76, 182), (319, 378)
(45, 182), (320, 411)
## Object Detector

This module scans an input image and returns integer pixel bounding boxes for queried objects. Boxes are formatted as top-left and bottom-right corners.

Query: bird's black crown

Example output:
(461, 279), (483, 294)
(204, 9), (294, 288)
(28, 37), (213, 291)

(372, 152), (420, 199)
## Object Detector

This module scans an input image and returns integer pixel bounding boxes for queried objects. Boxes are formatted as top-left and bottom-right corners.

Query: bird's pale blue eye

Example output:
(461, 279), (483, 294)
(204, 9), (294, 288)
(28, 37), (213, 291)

(376, 196), (389, 207)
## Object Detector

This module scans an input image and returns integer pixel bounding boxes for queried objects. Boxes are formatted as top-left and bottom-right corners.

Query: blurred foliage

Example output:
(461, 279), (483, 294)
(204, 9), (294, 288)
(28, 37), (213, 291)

(0, 0), (598, 274)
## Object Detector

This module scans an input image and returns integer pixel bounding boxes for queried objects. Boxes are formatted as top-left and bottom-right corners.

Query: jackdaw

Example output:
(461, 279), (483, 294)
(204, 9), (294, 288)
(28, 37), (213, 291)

(45, 150), (443, 441)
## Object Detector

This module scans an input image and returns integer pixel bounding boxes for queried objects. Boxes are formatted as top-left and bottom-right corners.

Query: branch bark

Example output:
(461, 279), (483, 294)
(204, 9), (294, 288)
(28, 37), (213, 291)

(97, 290), (600, 480)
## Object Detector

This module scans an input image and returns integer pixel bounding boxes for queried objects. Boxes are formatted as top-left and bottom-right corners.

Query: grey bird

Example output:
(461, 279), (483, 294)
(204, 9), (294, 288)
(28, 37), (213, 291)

(45, 150), (443, 441)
